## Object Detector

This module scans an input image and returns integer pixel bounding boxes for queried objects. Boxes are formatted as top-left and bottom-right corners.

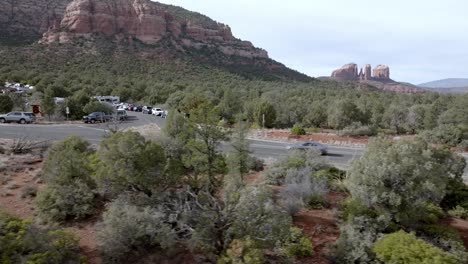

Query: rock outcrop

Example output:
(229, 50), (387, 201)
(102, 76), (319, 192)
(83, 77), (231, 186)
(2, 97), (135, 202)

(330, 63), (422, 93)
(373, 64), (390, 80)
(331, 63), (359, 80)
(40, 0), (268, 59)
(0, 0), (71, 40)
(331, 63), (391, 82)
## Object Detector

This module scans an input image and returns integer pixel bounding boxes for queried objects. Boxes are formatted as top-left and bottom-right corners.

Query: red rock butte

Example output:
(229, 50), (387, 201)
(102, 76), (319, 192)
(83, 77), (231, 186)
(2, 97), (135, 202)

(331, 63), (391, 81)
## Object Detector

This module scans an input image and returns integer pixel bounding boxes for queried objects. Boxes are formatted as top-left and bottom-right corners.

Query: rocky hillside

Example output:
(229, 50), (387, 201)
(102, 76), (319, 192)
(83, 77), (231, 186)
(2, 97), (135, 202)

(0, 0), (311, 81)
(40, 0), (269, 60)
(329, 63), (423, 93)
(0, 0), (71, 42)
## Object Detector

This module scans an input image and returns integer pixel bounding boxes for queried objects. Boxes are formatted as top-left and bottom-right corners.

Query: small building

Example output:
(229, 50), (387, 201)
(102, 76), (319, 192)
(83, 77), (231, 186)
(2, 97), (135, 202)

(93, 96), (120, 104)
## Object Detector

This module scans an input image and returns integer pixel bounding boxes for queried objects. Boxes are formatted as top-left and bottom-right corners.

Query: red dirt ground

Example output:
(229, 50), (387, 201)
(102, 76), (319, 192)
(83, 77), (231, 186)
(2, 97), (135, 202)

(1, 139), (467, 264)
(0, 153), (101, 264)
(265, 130), (369, 146)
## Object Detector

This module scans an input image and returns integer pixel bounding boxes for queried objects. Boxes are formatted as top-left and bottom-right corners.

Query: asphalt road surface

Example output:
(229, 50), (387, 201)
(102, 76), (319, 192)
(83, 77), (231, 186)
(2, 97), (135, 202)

(0, 112), (466, 179)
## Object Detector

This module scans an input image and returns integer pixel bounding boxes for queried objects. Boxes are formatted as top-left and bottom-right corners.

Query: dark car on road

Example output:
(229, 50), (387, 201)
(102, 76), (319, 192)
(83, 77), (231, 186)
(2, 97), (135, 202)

(286, 141), (328, 155)
(82, 112), (111, 123)
(0, 112), (35, 124)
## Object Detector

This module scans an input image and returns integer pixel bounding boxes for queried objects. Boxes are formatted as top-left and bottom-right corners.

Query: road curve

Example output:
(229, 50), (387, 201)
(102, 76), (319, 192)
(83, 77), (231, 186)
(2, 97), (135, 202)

(0, 119), (466, 179)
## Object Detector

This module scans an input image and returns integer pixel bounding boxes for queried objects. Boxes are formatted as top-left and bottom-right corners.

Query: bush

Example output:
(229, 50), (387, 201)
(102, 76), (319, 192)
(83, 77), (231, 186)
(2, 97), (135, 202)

(338, 122), (375, 137)
(280, 227), (313, 258)
(37, 181), (96, 222)
(97, 198), (176, 262)
(95, 131), (169, 197)
(0, 94), (13, 113)
(83, 101), (114, 114)
(218, 238), (265, 264)
(20, 184), (38, 198)
(373, 231), (458, 264)
(441, 179), (468, 210)
(279, 168), (328, 215)
(264, 150), (329, 185)
(448, 205), (468, 219)
(313, 167), (346, 182)
(417, 225), (468, 263)
(247, 155), (264, 172)
(307, 194), (329, 209)
(421, 124), (468, 147)
(457, 140), (468, 151)
(331, 216), (386, 263)
(229, 186), (292, 249)
(291, 124), (306, 136)
(264, 166), (288, 185)
(0, 212), (84, 263)
(341, 198), (378, 222)
(346, 138), (464, 226)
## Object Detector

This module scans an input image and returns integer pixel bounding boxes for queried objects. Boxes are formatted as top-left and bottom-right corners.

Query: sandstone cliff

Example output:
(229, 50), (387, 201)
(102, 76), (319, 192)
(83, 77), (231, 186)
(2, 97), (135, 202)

(40, 0), (268, 59)
(0, 0), (71, 41)
(330, 63), (422, 93)
(331, 63), (359, 80)
(372, 64), (390, 80)
(331, 63), (391, 81)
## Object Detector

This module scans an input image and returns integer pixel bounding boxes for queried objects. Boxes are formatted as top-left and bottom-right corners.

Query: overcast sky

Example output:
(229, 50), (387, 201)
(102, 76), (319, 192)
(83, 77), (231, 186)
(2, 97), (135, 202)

(156, 0), (468, 84)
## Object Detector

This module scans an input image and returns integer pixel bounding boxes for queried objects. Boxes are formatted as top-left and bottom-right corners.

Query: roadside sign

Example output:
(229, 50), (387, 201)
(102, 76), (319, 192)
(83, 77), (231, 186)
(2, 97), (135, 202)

(66, 107), (70, 114)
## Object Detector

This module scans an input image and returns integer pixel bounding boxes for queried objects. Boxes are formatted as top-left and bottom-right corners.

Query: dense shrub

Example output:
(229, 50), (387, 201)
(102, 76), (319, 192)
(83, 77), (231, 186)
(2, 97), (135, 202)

(448, 205), (468, 219)
(441, 178), (468, 211)
(229, 186), (292, 249)
(218, 238), (265, 264)
(331, 216), (386, 263)
(0, 94), (13, 113)
(421, 124), (468, 147)
(337, 122), (375, 137)
(37, 180), (96, 222)
(37, 136), (97, 222)
(95, 131), (169, 197)
(373, 231), (458, 264)
(291, 124), (306, 135)
(264, 150), (329, 185)
(83, 101), (114, 114)
(417, 225), (468, 263)
(247, 155), (265, 172)
(42, 136), (94, 187)
(280, 227), (313, 258)
(346, 138), (465, 226)
(278, 167), (329, 215)
(97, 198), (176, 262)
(0, 212), (84, 263)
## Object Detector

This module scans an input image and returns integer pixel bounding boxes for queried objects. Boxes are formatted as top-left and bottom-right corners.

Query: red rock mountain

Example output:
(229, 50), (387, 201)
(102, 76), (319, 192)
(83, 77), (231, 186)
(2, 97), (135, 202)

(330, 63), (422, 93)
(0, 0), (268, 59)
(40, 0), (268, 59)
(0, 0), (71, 40)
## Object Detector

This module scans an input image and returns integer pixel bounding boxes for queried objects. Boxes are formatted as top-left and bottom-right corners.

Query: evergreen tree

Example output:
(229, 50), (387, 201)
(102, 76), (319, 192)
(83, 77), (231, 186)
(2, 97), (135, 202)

(42, 87), (56, 121)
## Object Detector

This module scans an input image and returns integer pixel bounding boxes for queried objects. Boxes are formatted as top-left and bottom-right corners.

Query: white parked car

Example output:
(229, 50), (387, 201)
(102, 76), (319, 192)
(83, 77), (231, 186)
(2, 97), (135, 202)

(152, 108), (164, 116)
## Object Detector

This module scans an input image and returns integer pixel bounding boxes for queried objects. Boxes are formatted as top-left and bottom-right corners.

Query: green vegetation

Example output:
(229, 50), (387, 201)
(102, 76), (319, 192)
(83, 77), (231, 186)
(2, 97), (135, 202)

(37, 136), (96, 222)
(0, 211), (85, 263)
(42, 87), (56, 121)
(1, 40), (468, 151)
(373, 231), (458, 264)
(290, 124), (306, 135)
(0, 94), (13, 113)
(346, 137), (464, 226)
(95, 131), (169, 197)
(331, 138), (468, 263)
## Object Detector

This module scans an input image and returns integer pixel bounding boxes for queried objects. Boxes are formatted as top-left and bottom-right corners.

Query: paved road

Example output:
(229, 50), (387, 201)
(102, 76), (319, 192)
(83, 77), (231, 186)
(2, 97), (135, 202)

(0, 113), (466, 178)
